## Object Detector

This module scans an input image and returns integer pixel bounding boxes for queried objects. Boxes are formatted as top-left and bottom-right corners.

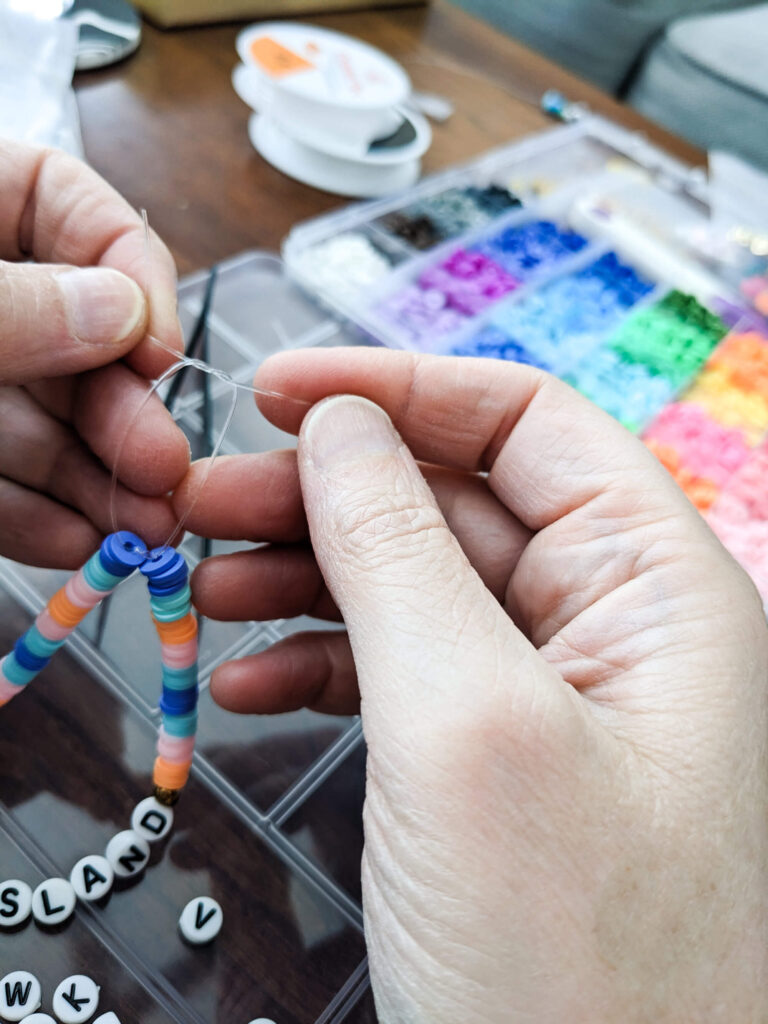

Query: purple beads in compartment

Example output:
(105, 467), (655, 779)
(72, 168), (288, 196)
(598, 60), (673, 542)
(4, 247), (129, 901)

(418, 249), (520, 316)
(376, 285), (468, 344)
(473, 220), (588, 280)
(376, 247), (520, 345)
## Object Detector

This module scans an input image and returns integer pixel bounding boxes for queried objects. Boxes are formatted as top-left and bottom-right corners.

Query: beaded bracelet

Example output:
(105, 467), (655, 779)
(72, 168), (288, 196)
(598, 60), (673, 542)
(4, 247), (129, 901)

(0, 531), (197, 808)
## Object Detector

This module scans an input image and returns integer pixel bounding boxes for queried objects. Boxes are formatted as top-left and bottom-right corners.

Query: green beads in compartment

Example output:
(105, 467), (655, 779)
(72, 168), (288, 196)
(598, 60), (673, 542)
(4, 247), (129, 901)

(607, 291), (728, 388)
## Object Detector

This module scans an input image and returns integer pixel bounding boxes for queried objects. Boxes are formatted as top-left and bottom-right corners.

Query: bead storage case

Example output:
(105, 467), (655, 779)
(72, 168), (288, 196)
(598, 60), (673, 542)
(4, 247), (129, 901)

(283, 117), (768, 607)
(0, 254), (374, 1024)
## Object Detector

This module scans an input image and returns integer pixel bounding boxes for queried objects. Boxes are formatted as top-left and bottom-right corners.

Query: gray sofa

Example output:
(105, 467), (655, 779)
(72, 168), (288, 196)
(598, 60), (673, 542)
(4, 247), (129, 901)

(628, 5), (768, 170)
(451, 0), (768, 168)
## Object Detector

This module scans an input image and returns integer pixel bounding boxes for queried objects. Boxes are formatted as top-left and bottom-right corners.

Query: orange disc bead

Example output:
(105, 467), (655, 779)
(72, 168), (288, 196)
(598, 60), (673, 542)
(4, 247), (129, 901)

(153, 756), (191, 791)
(153, 614), (198, 644)
(48, 588), (88, 628)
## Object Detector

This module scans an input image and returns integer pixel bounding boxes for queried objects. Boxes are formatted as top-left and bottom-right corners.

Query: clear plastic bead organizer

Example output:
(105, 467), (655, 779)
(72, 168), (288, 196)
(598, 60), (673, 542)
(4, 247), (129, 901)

(0, 254), (372, 1024)
(1, 118), (767, 1024)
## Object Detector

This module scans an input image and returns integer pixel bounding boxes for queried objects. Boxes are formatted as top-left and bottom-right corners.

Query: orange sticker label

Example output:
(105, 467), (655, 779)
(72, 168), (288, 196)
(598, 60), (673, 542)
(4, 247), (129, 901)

(249, 37), (315, 77)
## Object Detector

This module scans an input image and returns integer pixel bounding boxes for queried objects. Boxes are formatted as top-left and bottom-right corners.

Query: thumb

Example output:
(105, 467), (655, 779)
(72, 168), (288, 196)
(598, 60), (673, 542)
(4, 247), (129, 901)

(0, 261), (147, 384)
(298, 394), (571, 748)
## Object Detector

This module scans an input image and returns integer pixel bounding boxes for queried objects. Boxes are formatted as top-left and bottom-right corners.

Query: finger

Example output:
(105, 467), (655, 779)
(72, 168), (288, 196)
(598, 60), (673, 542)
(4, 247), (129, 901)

(73, 363), (190, 494)
(191, 546), (341, 622)
(0, 387), (181, 544)
(297, 395), (574, 747)
(255, 349), (729, 645)
(0, 477), (101, 568)
(0, 261), (146, 385)
(173, 451), (306, 544)
(211, 630), (359, 716)
(255, 348), (685, 527)
(0, 140), (182, 376)
(181, 456), (530, 609)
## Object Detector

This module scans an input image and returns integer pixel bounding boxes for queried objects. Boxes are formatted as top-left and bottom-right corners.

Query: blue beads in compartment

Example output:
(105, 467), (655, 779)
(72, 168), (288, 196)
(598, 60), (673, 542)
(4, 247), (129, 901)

(451, 324), (551, 369)
(451, 252), (655, 374)
(472, 220), (588, 280)
(565, 348), (676, 433)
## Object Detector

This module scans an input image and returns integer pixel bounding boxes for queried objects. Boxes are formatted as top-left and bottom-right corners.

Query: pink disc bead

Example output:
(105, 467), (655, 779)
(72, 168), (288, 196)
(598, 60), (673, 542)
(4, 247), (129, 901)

(35, 608), (73, 642)
(161, 639), (198, 669)
(66, 569), (109, 609)
(0, 671), (24, 703)
(157, 729), (196, 764)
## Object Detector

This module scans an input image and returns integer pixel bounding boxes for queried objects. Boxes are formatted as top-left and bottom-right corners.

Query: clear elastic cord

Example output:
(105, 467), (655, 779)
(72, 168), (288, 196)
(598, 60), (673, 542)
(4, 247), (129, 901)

(108, 213), (311, 549)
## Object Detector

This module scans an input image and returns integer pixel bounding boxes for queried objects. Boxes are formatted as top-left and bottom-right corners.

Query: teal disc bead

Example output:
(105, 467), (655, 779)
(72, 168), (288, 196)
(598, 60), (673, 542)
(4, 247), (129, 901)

(161, 666), (198, 690)
(83, 553), (123, 591)
(161, 710), (198, 737)
(23, 626), (64, 659)
(1, 652), (37, 686)
(151, 602), (192, 623)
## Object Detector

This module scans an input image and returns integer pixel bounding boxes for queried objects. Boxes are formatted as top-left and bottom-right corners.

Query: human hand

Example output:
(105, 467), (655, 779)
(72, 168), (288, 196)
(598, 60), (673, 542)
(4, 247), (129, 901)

(0, 140), (189, 567)
(177, 348), (768, 1022)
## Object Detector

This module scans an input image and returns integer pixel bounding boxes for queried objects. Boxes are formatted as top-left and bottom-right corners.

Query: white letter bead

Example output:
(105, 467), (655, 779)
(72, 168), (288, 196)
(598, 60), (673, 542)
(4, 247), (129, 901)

(19, 1016), (56, 1023)
(105, 830), (150, 878)
(31, 878), (76, 926)
(52, 975), (100, 1024)
(93, 1015), (122, 1024)
(0, 971), (42, 1021)
(0, 880), (32, 929)
(130, 797), (173, 843)
(179, 896), (223, 944)
(70, 856), (113, 903)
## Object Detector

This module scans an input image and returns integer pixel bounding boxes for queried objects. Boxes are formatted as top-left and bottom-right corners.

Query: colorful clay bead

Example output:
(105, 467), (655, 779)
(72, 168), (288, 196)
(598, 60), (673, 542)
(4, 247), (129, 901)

(99, 531), (147, 576)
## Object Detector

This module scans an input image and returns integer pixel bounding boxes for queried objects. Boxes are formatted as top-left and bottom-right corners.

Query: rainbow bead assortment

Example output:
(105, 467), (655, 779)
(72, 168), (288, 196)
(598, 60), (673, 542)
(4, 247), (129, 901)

(642, 326), (768, 594)
(0, 531), (198, 801)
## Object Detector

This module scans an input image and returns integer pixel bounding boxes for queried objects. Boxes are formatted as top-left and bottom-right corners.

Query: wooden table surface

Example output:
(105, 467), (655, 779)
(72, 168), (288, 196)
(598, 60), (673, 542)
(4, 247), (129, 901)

(1, 6), (701, 1023)
(74, 0), (703, 275)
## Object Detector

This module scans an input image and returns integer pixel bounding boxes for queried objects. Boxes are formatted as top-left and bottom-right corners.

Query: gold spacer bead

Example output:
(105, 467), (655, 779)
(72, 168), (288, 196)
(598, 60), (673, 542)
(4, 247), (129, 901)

(153, 784), (180, 807)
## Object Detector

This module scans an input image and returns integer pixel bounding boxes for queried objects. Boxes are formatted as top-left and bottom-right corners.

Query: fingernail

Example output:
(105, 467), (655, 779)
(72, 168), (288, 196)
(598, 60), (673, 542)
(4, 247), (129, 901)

(303, 395), (399, 469)
(58, 267), (146, 346)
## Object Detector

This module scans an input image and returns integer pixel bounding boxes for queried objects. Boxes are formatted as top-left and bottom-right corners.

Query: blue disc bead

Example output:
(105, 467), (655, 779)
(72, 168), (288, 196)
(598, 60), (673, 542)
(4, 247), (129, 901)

(100, 531), (148, 576)
(13, 638), (50, 672)
(160, 686), (198, 715)
(141, 548), (188, 592)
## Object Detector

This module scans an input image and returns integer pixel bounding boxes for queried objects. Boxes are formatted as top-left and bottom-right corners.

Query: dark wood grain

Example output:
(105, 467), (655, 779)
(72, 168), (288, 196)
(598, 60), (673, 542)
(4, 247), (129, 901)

(73, 0), (703, 276)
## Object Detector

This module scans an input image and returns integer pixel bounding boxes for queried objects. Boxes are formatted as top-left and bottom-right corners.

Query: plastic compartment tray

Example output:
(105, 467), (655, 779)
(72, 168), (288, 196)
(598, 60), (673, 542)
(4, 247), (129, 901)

(0, 251), (373, 1023)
